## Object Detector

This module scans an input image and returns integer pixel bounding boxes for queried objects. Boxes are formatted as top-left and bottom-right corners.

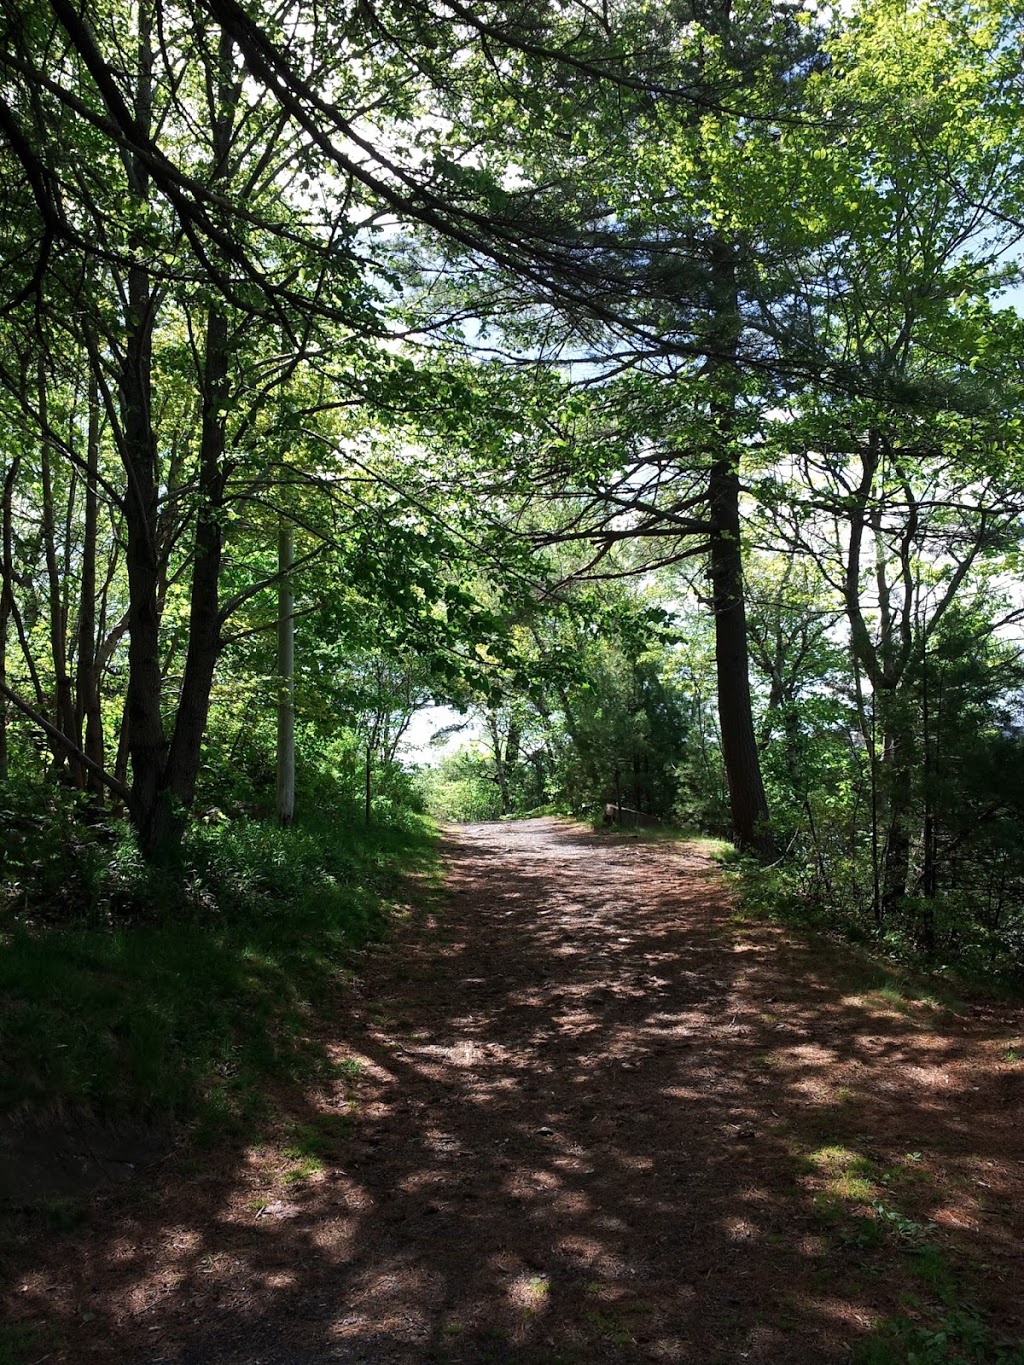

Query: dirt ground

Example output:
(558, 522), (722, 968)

(5, 818), (1024, 1363)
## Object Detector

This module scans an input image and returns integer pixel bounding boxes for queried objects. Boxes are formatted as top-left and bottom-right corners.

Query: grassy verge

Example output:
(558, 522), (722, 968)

(719, 849), (1024, 1363)
(718, 847), (1023, 1005)
(589, 816), (729, 849)
(856, 1309), (1024, 1365)
(0, 804), (439, 1136)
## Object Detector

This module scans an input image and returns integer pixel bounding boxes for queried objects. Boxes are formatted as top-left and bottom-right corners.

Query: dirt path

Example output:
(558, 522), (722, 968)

(8, 819), (1024, 1363)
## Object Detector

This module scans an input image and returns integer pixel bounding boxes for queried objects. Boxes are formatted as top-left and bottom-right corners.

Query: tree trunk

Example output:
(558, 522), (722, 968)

(879, 720), (912, 919)
(113, 697), (131, 792)
(918, 637), (937, 949)
(487, 711), (513, 815)
(76, 379), (105, 796)
(121, 265), (173, 857)
(708, 454), (773, 855)
(164, 307), (228, 813)
(882, 812), (911, 918)
(0, 457), (18, 782)
(122, 19), (241, 860)
(276, 521), (296, 826)
(120, 0), (177, 860)
(705, 235), (773, 857)
(38, 365), (80, 775)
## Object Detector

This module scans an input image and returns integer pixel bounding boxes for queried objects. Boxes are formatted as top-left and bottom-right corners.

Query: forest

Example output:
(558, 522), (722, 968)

(2, 1), (1024, 1359)
(4, 0), (1024, 964)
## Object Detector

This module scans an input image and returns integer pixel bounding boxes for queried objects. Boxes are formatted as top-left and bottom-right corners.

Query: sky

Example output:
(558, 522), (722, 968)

(399, 704), (476, 764)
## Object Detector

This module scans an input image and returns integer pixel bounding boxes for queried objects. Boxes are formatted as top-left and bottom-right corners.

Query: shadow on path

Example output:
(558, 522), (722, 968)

(6, 819), (1023, 1364)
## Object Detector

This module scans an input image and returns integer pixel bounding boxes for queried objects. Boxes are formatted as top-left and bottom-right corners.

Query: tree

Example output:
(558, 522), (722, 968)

(399, 0), (847, 854)
(2, 0), (740, 856)
(2, 0), (1023, 888)
(0, 0), (384, 856)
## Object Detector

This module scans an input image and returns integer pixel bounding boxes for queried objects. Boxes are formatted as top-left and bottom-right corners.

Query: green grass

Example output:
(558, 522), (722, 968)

(281, 1155), (324, 1183)
(332, 1056), (365, 1079)
(0, 804), (439, 1137)
(796, 1144), (1019, 1364)
(907, 1245), (958, 1298)
(281, 1113), (354, 1161)
(804, 1144), (879, 1203)
(855, 1308), (1024, 1364)
(848, 1222), (1024, 1363)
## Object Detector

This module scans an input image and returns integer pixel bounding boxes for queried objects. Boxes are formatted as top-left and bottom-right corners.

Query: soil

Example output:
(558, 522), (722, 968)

(4, 818), (1023, 1364)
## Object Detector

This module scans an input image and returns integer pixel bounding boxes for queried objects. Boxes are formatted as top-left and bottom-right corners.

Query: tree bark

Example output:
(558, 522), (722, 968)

(708, 453), (772, 855)
(164, 307), (228, 813)
(121, 257), (172, 856)
(76, 378), (105, 795)
(487, 710), (513, 815)
(119, 0), (178, 859)
(38, 363), (80, 774)
(705, 236), (773, 857)
(276, 521), (295, 826)
(0, 457), (18, 782)
(123, 19), (239, 859)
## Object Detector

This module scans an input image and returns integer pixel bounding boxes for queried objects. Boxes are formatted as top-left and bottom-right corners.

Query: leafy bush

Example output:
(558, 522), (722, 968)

(414, 749), (504, 822)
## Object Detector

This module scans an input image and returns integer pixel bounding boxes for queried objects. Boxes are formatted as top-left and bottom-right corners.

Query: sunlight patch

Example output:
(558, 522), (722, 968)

(508, 1271), (551, 1311)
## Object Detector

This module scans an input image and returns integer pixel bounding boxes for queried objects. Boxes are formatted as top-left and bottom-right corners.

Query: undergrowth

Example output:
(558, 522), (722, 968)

(726, 845), (1024, 1364)
(721, 851), (1024, 1001)
(856, 1304), (1024, 1364)
(0, 780), (438, 1134)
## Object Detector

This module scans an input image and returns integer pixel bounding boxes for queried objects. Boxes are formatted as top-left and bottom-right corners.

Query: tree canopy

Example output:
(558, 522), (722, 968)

(2, 0), (1024, 970)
